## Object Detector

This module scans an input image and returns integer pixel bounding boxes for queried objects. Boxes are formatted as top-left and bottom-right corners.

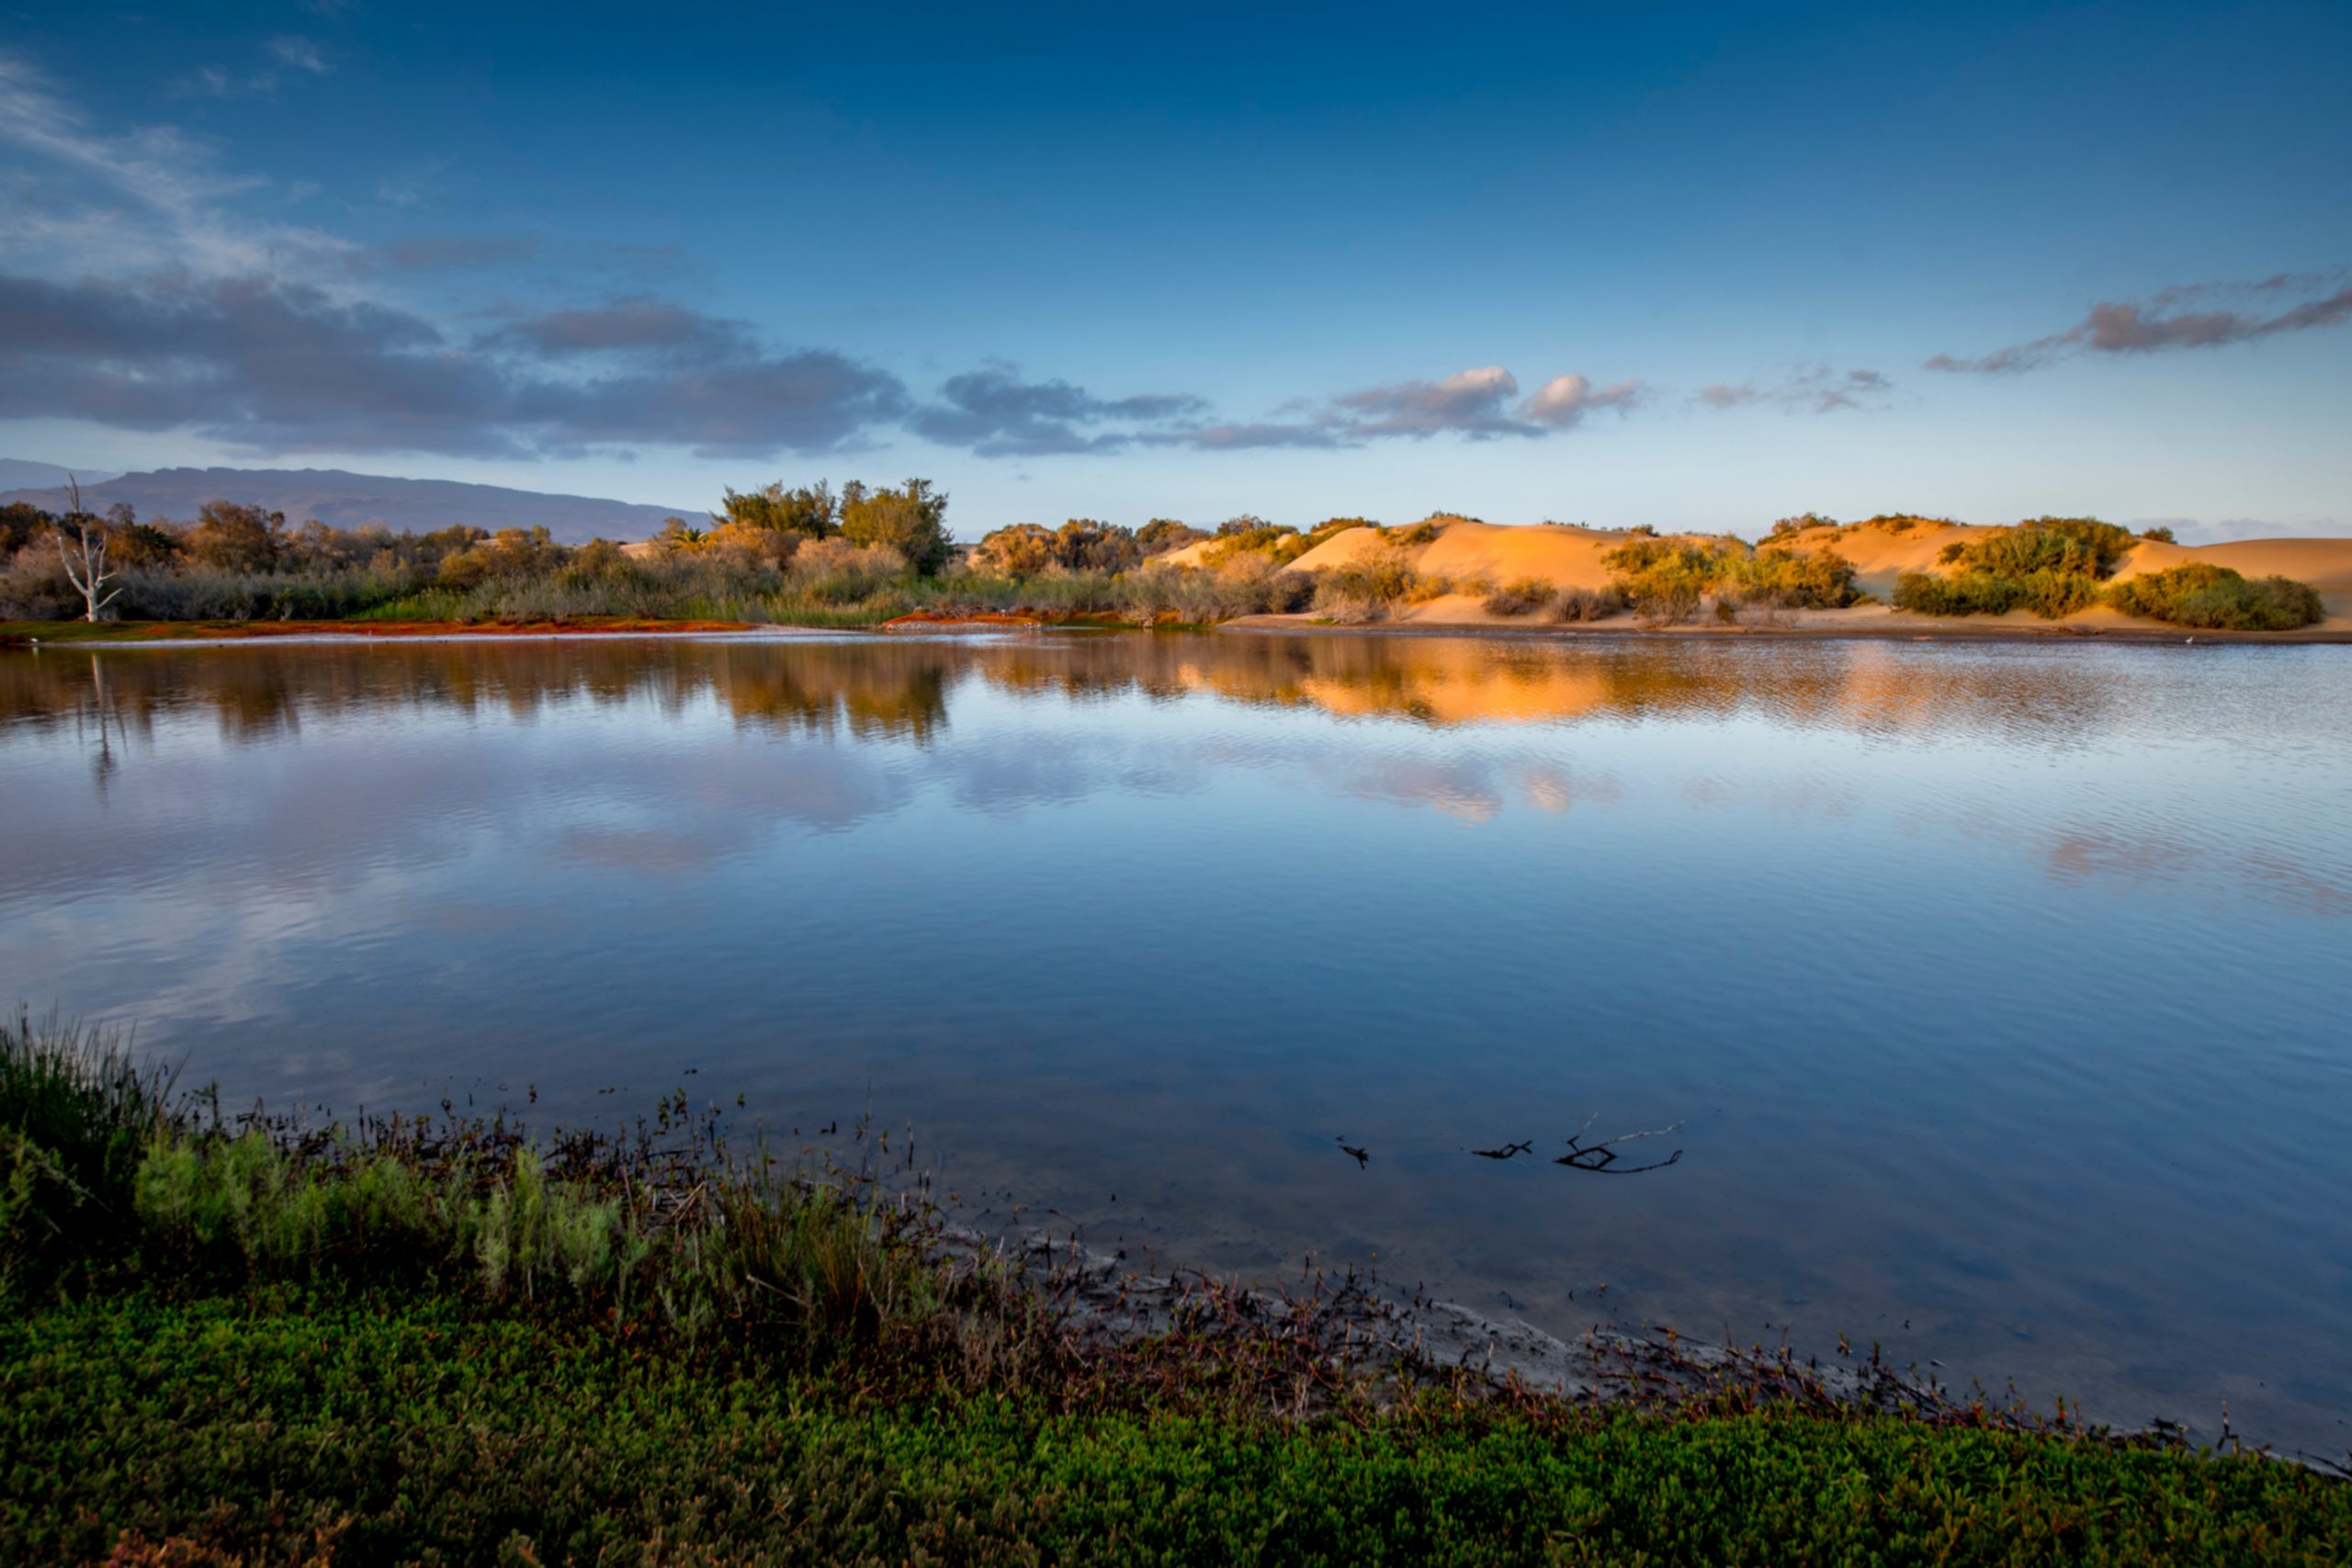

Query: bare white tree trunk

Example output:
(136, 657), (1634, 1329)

(54, 478), (121, 624)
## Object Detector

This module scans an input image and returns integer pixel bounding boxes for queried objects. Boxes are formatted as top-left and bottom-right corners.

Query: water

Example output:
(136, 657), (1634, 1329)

(4, 631), (2347, 1453)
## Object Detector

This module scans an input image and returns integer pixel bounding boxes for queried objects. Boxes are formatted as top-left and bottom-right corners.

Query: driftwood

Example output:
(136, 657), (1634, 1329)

(1552, 1111), (1684, 1174)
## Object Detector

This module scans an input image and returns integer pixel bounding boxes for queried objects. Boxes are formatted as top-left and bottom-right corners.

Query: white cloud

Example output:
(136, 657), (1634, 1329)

(1522, 372), (1644, 428)
(266, 36), (333, 74)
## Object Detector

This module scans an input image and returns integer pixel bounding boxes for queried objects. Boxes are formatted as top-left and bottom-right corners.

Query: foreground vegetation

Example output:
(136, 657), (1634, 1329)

(5, 489), (2330, 637)
(17, 1288), (2349, 1565)
(5, 1012), (2346, 1562)
(1889, 517), (2327, 629)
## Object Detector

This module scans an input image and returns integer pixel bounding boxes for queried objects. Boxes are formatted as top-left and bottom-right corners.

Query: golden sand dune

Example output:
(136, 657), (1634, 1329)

(1767, 519), (2000, 599)
(1291, 521), (1641, 590)
(1170, 516), (2352, 635)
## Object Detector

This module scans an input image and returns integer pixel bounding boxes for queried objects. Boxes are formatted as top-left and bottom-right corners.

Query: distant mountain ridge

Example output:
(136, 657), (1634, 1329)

(0, 458), (125, 492)
(0, 466), (695, 544)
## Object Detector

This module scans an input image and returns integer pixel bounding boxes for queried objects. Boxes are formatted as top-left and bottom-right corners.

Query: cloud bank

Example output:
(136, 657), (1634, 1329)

(1928, 275), (2352, 374)
(0, 48), (1712, 467)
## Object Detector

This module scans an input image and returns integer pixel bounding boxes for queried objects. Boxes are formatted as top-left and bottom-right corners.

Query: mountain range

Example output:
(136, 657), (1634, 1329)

(0, 465), (695, 544)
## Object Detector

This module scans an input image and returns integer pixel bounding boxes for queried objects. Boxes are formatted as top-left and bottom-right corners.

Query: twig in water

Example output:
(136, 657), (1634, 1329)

(1553, 1113), (1685, 1175)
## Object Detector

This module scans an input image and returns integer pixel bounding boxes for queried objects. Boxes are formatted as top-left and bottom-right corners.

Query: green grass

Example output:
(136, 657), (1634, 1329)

(6, 1286), (2346, 1566)
(6, 1019), (2347, 1562)
(1, 1010), (178, 1291)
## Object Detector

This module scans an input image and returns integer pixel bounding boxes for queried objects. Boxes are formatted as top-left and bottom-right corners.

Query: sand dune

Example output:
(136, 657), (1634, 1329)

(2114, 538), (2352, 615)
(1294, 521), (1637, 590)
(1170, 516), (2352, 637)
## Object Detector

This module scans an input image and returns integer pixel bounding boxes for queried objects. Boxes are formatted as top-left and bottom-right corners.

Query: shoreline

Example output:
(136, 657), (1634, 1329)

(11, 615), (2350, 649)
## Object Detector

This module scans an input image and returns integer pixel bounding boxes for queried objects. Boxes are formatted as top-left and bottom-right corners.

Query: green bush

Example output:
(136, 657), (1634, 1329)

(1959, 517), (2138, 580)
(1892, 570), (2098, 619)
(2106, 564), (2326, 630)
(1313, 547), (1421, 621)
(1893, 517), (2141, 619)
(1600, 537), (1740, 624)
(1727, 547), (1861, 609)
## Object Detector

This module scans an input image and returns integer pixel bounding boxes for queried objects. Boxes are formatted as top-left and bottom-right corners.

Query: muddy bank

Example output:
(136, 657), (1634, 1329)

(953, 1227), (2298, 1461)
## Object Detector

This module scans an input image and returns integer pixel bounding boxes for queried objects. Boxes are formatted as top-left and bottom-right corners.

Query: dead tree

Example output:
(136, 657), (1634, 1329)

(55, 478), (123, 623)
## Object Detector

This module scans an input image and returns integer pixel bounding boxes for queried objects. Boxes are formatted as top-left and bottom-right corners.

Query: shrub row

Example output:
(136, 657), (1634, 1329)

(1895, 562), (2326, 628)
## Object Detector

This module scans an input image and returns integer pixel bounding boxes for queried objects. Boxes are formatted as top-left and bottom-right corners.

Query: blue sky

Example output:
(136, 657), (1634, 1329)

(3, 0), (2347, 538)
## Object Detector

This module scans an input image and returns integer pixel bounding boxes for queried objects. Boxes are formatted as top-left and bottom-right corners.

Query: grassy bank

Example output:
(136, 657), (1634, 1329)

(13, 1285), (2349, 1565)
(5, 1015), (2346, 1562)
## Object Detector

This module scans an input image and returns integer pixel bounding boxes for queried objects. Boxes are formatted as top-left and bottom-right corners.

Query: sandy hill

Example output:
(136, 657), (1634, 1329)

(1156, 521), (1727, 591)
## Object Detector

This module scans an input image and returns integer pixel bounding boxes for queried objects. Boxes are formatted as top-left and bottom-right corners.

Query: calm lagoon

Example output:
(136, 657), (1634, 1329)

(3, 632), (2346, 1452)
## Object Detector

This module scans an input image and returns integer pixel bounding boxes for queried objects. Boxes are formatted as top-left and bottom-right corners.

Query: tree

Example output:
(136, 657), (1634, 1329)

(1052, 519), (1140, 572)
(0, 501), (52, 558)
(1136, 518), (1206, 557)
(970, 523), (1057, 576)
(840, 479), (953, 575)
(650, 519), (710, 556)
(187, 502), (286, 572)
(103, 505), (183, 569)
(53, 479), (124, 622)
(712, 480), (838, 540)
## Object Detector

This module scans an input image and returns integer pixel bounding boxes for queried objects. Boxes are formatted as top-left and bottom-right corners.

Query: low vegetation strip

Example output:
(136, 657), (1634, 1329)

(4, 1014), (2346, 1562)
(8, 489), (2334, 636)
(6, 1288), (2346, 1566)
